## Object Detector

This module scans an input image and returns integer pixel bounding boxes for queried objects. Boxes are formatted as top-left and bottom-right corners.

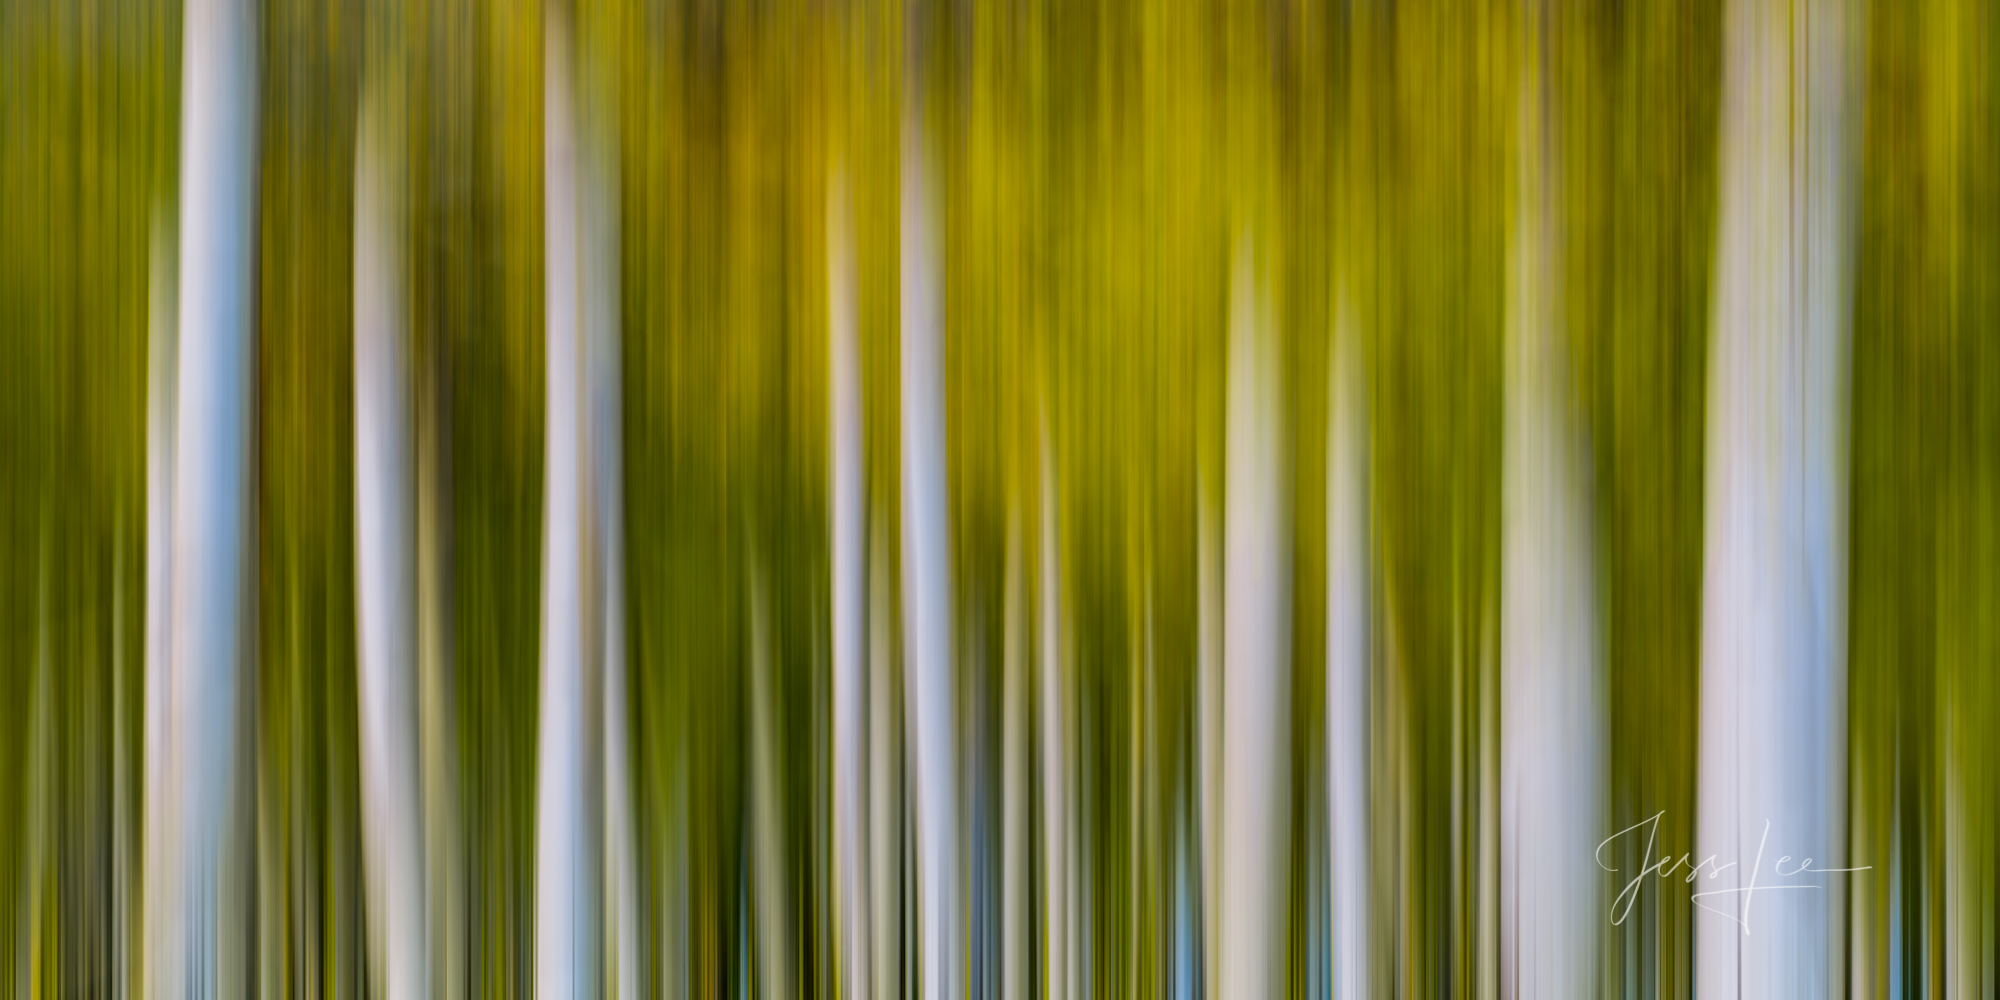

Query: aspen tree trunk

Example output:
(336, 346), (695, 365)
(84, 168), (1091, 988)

(580, 20), (636, 998)
(1326, 285), (1371, 1000)
(536, 3), (604, 995)
(1218, 238), (1291, 1000)
(158, 0), (261, 990)
(870, 506), (904, 1000)
(143, 199), (178, 1000)
(1196, 456), (1220, 1000)
(355, 82), (428, 1000)
(1500, 45), (1604, 999)
(829, 158), (872, 1000)
(1695, 0), (1855, 993)
(1001, 511), (1026, 1000)
(900, 102), (961, 1000)
(1038, 418), (1069, 1000)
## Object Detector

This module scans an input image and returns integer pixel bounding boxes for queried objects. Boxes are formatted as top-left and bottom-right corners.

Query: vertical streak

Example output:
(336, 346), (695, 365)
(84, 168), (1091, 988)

(1002, 511), (1026, 1000)
(871, 507), (904, 1000)
(1697, 0), (1854, 994)
(583, 32), (637, 1000)
(901, 102), (961, 1000)
(163, 0), (261, 989)
(417, 262), (462, 1000)
(117, 499), (131, 996)
(1500, 43), (1604, 1000)
(1326, 283), (1370, 1000)
(1197, 454), (1221, 1000)
(1218, 237), (1291, 1000)
(143, 199), (177, 1000)
(749, 565), (793, 1000)
(537, 5), (604, 996)
(830, 156), (873, 1000)
(355, 88), (427, 1000)
(21, 553), (49, 999)
(1039, 417), (1068, 1000)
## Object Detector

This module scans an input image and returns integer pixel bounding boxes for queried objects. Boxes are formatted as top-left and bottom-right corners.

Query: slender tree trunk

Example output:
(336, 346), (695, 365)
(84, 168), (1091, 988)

(1326, 284), (1370, 1000)
(355, 84), (428, 1000)
(900, 102), (961, 1000)
(116, 494), (133, 997)
(143, 198), (178, 1000)
(1196, 453), (1220, 1000)
(748, 564), (793, 1000)
(1001, 510), (1026, 1000)
(870, 504), (904, 1000)
(1218, 237), (1291, 1000)
(580, 25), (636, 999)
(536, 4), (604, 995)
(1500, 50), (1604, 999)
(1038, 417), (1069, 1000)
(1696, 0), (1855, 993)
(159, 0), (261, 989)
(829, 157), (873, 1000)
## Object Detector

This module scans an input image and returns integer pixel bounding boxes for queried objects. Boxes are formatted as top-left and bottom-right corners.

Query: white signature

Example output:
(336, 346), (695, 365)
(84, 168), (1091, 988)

(1595, 811), (1869, 936)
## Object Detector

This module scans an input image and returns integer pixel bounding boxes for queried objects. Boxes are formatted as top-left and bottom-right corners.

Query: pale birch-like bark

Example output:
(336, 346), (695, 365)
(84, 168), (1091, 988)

(870, 506), (904, 1000)
(1696, 0), (1855, 994)
(143, 199), (178, 1000)
(1001, 511), (1027, 1000)
(1500, 56), (1604, 1000)
(581, 33), (637, 1000)
(1219, 238), (1291, 1000)
(355, 88), (428, 1000)
(116, 490), (132, 996)
(829, 157), (873, 1000)
(1196, 455), (1220, 1000)
(900, 103), (961, 1000)
(536, 5), (604, 996)
(1039, 419), (1069, 1000)
(159, 0), (261, 989)
(1326, 284), (1371, 1000)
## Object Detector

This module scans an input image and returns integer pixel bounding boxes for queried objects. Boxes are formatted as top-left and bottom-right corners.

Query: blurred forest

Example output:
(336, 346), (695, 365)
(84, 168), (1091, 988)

(1, 0), (1996, 996)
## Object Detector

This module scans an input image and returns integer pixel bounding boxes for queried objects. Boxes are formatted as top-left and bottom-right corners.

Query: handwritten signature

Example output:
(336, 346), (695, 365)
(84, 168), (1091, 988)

(1595, 811), (1869, 936)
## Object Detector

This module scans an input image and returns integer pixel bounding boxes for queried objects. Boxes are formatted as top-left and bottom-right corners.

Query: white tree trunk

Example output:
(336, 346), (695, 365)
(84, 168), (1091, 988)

(870, 504), (903, 1000)
(582, 36), (637, 1000)
(143, 198), (178, 1000)
(1696, 0), (1854, 994)
(1001, 510), (1027, 1000)
(1038, 417), (1069, 1000)
(355, 89), (428, 1000)
(1326, 284), (1371, 1000)
(1218, 237), (1291, 1000)
(900, 104), (961, 1000)
(536, 5), (604, 996)
(1499, 62), (1604, 1000)
(829, 156), (873, 1000)
(159, 0), (260, 989)
(1196, 452), (1220, 1000)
